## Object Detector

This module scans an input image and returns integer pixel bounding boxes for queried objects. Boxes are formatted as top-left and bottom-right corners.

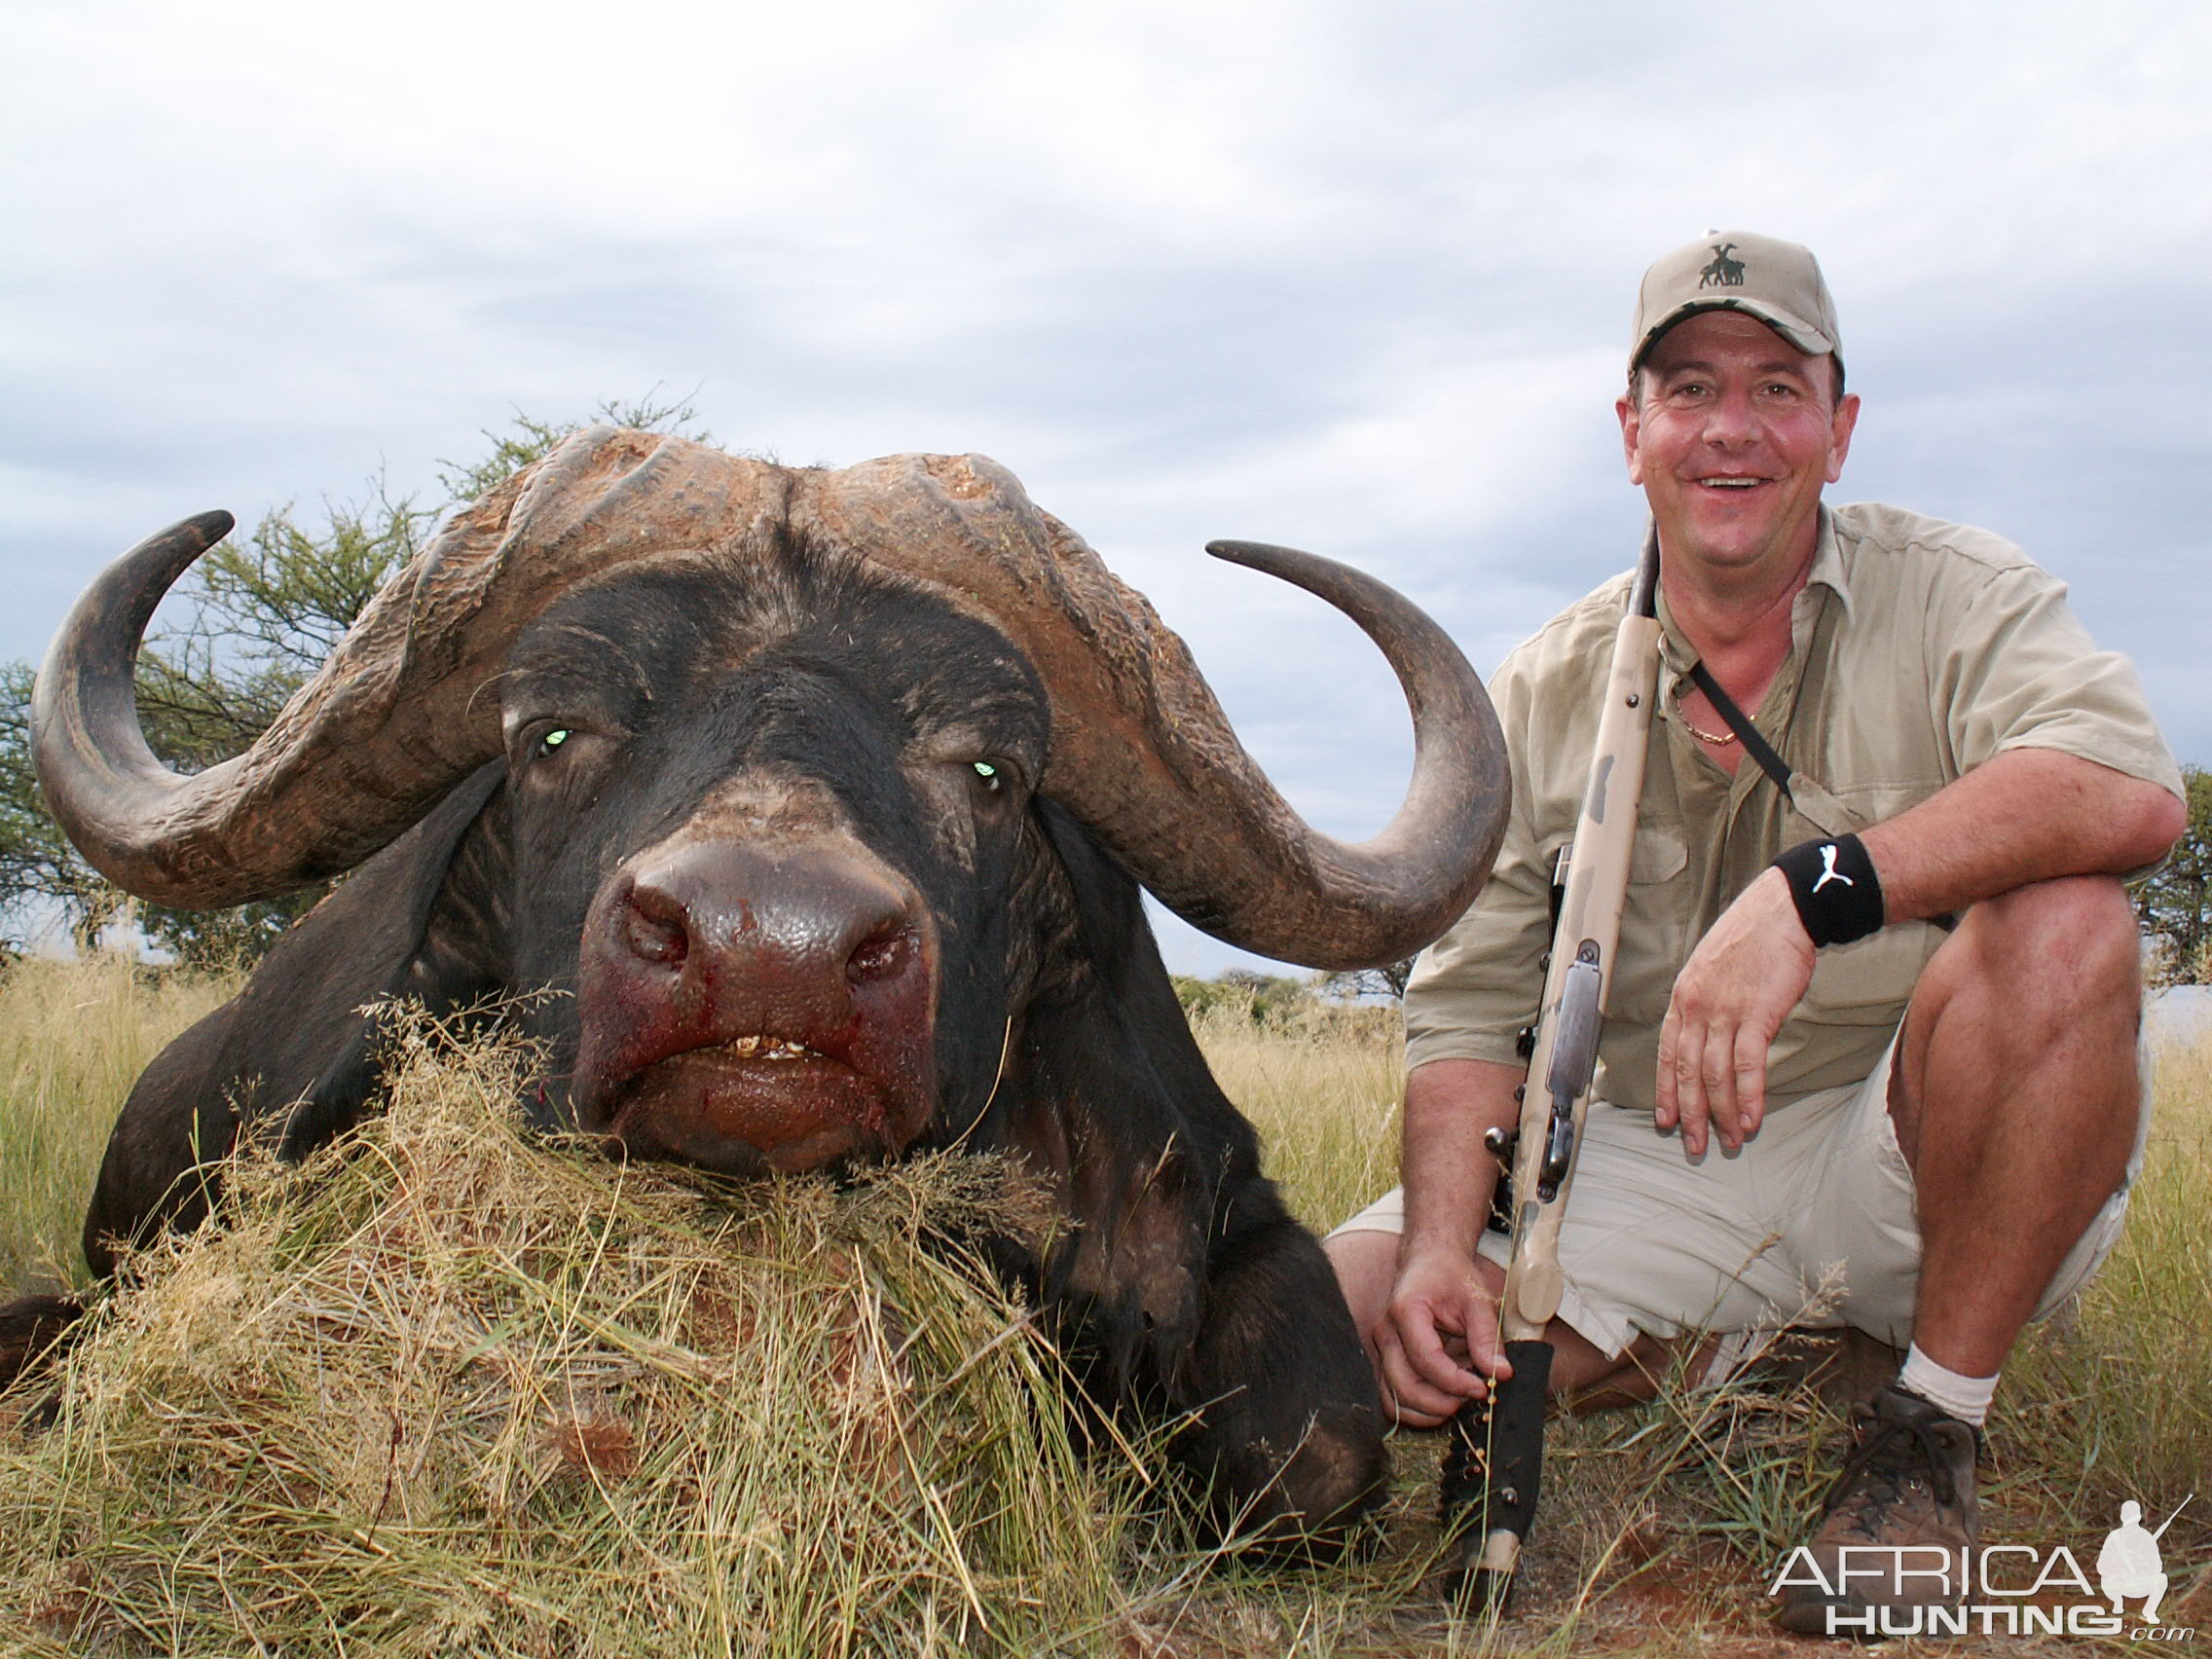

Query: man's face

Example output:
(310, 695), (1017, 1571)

(1617, 311), (1860, 579)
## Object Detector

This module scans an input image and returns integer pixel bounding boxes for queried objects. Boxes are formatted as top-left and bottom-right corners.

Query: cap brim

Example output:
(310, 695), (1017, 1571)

(1632, 298), (1836, 368)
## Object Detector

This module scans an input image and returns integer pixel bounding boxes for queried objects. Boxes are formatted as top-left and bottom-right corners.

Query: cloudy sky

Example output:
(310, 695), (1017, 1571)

(7, 0), (2209, 973)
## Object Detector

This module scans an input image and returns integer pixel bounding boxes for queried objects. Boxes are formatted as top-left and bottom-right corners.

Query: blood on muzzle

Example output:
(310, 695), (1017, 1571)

(572, 836), (940, 1172)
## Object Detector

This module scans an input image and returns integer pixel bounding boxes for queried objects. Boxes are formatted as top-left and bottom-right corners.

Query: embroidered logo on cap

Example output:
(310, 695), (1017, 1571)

(1699, 242), (1747, 288)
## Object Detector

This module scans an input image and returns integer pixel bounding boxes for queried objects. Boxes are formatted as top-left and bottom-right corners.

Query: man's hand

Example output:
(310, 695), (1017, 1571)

(1656, 865), (1815, 1154)
(1374, 1242), (1510, 1428)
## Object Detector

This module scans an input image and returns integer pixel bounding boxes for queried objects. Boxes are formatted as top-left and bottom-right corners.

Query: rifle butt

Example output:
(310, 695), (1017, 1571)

(1442, 1339), (1554, 1610)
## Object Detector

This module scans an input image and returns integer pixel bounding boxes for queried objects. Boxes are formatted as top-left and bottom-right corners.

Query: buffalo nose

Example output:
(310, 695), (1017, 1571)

(612, 841), (927, 1008)
(622, 882), (690, 965)
(574, 832), (943, 1169)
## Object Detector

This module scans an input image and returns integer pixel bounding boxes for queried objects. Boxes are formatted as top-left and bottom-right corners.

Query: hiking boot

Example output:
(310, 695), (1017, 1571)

(1775, 1384), (1981, 1638)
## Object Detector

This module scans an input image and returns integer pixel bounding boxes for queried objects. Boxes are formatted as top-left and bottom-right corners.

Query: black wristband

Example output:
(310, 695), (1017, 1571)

(1774, 834), (1885, 947)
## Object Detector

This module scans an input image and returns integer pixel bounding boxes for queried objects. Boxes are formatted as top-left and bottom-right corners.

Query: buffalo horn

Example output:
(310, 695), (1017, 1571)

(798, 454), (1508, 971)
(37, 430), (1507, 967)
(32, 433), (793, 906)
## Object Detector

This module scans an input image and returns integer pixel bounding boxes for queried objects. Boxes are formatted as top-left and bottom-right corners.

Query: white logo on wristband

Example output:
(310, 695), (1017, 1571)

(1812, 844), (1855, 893)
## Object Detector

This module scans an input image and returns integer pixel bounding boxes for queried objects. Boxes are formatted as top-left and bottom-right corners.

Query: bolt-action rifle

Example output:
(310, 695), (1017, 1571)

(1445, 530), (1662, 1610)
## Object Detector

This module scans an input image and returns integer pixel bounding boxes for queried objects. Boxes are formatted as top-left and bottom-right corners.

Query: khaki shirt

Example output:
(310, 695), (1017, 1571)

(1405, 501), (2182, 1114)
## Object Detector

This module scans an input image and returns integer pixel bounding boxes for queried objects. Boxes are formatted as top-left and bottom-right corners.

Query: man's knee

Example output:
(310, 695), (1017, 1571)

(1973, 871), (2136, 945)
(1926, 874), (2140, 1014)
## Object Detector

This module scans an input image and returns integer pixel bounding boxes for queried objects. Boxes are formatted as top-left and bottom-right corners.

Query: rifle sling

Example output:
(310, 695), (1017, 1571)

(1686, 659), (1794, 800)
(1688, 659), (1956, 934)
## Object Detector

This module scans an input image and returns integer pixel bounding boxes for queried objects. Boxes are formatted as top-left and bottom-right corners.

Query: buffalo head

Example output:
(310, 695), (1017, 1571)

(33, 429), (1507, 1180)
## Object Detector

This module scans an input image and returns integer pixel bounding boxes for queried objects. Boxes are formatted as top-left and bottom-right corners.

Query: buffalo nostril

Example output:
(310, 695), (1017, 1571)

(846, 923), (916, 985)
(622, 887), (690, 966)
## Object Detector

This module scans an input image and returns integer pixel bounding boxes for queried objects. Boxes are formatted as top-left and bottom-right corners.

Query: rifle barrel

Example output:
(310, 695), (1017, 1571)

(1440, 526), (1663, 1609)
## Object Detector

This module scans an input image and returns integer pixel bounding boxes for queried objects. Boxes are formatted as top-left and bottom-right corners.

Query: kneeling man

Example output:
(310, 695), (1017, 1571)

(1326, 230), (2184, 1633)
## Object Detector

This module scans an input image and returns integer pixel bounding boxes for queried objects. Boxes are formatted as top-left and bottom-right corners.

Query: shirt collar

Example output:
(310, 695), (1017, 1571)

(1804, 504), (1854, 623)
(1654, 503), (1853, 675)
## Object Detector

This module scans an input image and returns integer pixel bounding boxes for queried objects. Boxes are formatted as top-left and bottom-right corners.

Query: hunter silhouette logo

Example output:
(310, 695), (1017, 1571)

(2099, 1497), (2190, 1625)
(1699, 241), (1747, 288)
(1770, 1491), (2199, 1640)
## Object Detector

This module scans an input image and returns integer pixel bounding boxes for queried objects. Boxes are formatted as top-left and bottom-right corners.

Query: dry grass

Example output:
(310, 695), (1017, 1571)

(1994, 1034), (2212, 1546)
(1, 958), (2206, 1655)
(0, 954), (237, 1297)
(1187, 1003), (1405, 1237)
(1, 1013), (1141, 1656)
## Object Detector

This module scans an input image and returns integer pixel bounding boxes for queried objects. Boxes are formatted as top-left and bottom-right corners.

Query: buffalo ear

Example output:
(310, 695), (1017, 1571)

(82, 763), (513, 1274)
(253, 759), (512, 1159)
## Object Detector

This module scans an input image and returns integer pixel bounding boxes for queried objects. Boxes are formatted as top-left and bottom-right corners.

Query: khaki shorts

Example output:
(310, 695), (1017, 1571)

(1328, 1031), (2149, 1361)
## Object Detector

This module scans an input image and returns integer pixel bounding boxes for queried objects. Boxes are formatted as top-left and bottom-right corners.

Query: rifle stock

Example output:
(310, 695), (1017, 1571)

(1446, 530), (1662, 1608)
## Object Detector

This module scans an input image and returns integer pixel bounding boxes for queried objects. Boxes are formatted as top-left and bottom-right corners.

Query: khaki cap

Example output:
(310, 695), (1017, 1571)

(1630, 230), (1841, 371)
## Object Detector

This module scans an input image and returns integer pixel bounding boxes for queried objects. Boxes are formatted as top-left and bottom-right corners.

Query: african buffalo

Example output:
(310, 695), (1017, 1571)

(6, 428), (1506, 1543)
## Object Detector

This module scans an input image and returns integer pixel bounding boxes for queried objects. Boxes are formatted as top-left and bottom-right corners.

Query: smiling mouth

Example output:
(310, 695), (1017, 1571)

(1698, 476), (1768, 489)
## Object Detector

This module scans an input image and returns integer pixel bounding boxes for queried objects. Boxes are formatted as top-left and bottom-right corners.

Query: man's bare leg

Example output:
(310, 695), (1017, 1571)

(1779, 875), (2143, 1633)
(1328, 874), (2140, 1432)
(1893, 874), (2143, 1375)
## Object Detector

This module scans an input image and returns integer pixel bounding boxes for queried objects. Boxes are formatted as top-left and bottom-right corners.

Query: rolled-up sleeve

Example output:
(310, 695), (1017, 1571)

(1927, 552), (2181, 797)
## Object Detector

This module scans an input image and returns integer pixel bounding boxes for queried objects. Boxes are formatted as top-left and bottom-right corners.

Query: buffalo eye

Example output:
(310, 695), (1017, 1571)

(967, 758), (1029, 803)
(515, 722), (596, 774)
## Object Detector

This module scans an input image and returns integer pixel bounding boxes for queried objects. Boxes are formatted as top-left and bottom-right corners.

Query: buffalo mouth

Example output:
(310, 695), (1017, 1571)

(569, 831), (945, 1177)
(594, 1032), (937, 1176)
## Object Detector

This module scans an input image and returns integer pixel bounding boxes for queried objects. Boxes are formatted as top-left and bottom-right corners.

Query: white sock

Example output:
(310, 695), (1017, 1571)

(1898, 1345), (1998, 1426)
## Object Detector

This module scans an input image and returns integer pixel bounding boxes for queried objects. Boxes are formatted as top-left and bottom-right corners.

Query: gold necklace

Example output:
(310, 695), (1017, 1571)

(1677, 700), (1739, 747)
